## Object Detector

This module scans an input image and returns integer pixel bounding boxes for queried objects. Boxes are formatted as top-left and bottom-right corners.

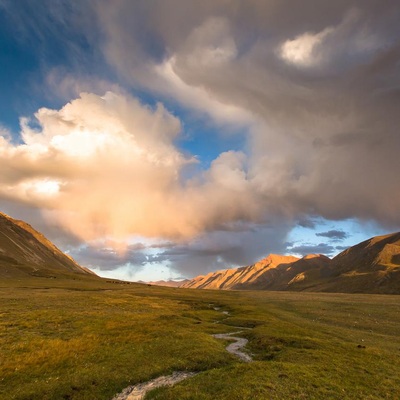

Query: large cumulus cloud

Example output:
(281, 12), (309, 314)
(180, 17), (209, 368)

(0, 91), (267, 242)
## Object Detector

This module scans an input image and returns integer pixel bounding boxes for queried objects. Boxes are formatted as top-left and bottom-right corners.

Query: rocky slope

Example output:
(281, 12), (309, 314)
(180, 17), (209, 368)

(0, 212), (96, 279)
(181, 233), (400, 294)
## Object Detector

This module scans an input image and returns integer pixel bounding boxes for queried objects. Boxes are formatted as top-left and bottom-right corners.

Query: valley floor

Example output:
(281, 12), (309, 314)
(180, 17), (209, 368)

(1, 277), (399, 399)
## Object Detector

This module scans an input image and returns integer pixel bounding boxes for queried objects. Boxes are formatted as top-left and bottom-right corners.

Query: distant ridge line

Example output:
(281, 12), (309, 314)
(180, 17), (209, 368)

(181, 233), (400, 294)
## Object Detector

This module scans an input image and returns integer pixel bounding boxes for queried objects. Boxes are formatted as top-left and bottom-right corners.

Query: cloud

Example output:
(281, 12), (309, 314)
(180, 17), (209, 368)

(91, 1), (400, 231)
(70, 241), (149, 271)
(278, 8), (384, 69)
(127, 221), (291, 278)
(0, 91), (271, 244)
(316, 230), (348, 240)
(0, 198), (82, 249)
(57, 219), (292, 278)
(152, 17), (255, 127)
(280, 27), (333, 67)
(287, 243), (336, 256)
(2, 1), (400, 277)
(297, 218), (317, 229)
(44, 68), (122, 103)
(153, 56), (254, 127)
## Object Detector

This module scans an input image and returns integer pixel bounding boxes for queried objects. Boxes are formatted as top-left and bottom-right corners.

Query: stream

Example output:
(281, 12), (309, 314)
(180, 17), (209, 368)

(111, 372), (198, 400)
(212, 331), (252, 362)
(112, 307), (252, 400)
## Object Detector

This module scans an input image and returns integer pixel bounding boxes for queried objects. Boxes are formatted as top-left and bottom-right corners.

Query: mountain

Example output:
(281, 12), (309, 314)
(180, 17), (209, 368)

(181, 233), (400, 294)
(0, 212), (96, 279)
(181, 254), (331, 290)
(181, 254), (299, 290)
(308, 232), (400, 294)
(147, 279), (189, 287)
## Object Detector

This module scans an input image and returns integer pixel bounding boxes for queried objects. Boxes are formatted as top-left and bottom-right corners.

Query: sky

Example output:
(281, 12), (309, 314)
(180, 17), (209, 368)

(0, 0), (399, 281)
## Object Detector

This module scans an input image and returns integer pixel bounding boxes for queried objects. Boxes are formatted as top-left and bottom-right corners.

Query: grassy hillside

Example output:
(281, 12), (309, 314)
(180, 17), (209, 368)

(1, 277), (399, 399)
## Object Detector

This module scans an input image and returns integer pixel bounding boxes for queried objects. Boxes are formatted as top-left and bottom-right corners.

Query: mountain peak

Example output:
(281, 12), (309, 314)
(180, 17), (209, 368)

(260, 254), (299, 266)
(302, 254), (329, 260)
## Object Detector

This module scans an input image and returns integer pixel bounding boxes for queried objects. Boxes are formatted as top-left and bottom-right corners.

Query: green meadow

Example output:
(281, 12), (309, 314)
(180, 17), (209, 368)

(1, 277), (399, 399)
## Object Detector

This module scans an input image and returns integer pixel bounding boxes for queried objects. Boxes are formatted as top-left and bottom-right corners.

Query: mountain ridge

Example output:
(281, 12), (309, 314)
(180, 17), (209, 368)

(0, 212), (96, 279)
(147, 279), (190, 287)
(181, 232), (400, 294)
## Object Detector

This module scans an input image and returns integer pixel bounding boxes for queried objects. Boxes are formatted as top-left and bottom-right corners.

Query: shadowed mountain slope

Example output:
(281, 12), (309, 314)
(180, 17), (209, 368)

(0, 212), (96, 279)
(182, 233), (400, 294)
(306, 232), (400, 294)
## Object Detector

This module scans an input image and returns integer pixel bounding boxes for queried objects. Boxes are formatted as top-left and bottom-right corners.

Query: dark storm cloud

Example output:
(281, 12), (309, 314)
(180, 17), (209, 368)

(70, 242), (148, 271)
(316, 230), (348, 240)
(297, 218), (317, 229)
(93, 0), (400, 228)
(61, 221), (291, 278)
(145, 222), (291, 277)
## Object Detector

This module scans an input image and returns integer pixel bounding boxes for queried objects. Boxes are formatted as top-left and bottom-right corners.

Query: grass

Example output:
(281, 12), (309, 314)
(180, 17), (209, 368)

(1, 277), (399, 399)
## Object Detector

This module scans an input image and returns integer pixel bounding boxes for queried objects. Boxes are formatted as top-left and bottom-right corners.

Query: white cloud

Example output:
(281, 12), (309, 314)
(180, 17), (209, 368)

(23, 179), (61, 197)
(279, 8), (384, 69)
(280, 27), (333, 67)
